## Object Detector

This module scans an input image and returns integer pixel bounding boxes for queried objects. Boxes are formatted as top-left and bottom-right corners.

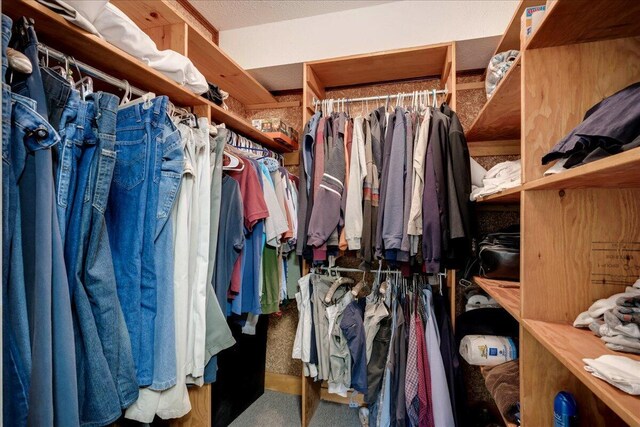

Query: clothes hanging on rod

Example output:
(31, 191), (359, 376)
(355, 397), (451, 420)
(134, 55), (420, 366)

(1, 15), (298, 426)
(292, 270), (461, 426)
(297, 94), (473, 273)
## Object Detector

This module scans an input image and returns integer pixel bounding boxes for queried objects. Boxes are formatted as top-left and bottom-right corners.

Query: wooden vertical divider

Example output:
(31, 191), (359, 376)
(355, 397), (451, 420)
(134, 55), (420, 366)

(147, 22), (189, 55)
(300, 65), (325, 427)
(520, 327), (626, 427)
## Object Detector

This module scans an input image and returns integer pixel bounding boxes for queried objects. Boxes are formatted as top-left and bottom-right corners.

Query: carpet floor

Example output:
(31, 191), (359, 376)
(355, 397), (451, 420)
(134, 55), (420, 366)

(229, 390), (361, 427)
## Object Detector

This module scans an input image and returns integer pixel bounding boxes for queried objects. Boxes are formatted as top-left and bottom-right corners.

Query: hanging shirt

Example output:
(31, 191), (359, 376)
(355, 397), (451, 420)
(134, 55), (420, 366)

(345, 116), (367, 251)
(213, 175), (244, 313)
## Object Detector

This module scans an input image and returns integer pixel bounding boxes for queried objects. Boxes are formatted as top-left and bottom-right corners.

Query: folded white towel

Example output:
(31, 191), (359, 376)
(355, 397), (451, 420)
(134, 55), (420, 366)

(583, 355), (640, 395)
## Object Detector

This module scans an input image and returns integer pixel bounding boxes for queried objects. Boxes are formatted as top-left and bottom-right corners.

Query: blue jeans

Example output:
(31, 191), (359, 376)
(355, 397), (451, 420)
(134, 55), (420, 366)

(107, 96), (182, 389)
(44, 70), (140, 424)
(9, 17), (80, 426)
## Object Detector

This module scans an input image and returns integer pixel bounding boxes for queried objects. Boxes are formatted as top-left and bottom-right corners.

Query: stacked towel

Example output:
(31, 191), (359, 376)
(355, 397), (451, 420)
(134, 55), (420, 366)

(583, 355), (640, 395)
(575, 279), (640, 354)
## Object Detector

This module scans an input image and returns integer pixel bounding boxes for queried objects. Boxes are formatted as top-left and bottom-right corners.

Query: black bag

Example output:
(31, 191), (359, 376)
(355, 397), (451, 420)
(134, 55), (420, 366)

(478, 228), (520, 281)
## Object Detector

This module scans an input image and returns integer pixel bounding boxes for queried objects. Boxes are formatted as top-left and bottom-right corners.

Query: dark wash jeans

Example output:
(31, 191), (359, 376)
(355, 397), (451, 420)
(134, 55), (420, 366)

(107, 95), (182, 389)
(9, 16), (79, 426)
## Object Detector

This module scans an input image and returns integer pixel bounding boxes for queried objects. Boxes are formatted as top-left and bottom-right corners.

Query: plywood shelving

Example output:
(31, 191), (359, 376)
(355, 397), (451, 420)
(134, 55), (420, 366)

(473, 277), (521, 321)
(112, 0), (277, 105)
(523, 320), (640, 427)
(465, 55), (521, 142)
(523, 147), (640, 190)
(524, 0), (640, 50)
(5, 0), (295, 153)
(474, 186), (522, 204)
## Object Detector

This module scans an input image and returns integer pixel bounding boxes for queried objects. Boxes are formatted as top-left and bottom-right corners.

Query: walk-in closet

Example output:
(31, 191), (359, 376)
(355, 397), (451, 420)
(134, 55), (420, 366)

(2, 1), (640, 426)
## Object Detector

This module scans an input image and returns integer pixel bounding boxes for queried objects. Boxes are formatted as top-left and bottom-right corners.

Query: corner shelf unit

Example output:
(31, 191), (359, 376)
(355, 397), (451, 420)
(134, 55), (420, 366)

(5, 0), (297, 153)
(471, 0), (640, 425)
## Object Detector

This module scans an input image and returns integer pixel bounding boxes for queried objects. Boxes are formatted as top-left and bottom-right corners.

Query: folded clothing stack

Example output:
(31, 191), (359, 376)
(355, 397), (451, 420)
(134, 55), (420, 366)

(470, 159), (521, 201)
(574, 279), (640, 354)
(583, 355), (640, 395)
(542, 81), (640, 172)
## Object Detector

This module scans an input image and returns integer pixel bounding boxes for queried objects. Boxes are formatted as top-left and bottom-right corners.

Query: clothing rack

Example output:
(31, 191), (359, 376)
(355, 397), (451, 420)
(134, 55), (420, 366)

(228, 130), (284, 162)
(312, 265), (447, 279)
(312, 88), (449, 108)
(37, 43), (147, 97)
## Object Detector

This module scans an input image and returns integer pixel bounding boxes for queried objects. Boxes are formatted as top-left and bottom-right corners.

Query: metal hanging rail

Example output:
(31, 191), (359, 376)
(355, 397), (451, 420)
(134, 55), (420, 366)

(312, 88), (449, 107)
(37, 43), (146, 97)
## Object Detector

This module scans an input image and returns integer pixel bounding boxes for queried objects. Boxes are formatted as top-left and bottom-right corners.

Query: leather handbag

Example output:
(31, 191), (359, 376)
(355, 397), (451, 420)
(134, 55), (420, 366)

(478, 231), (520, 281)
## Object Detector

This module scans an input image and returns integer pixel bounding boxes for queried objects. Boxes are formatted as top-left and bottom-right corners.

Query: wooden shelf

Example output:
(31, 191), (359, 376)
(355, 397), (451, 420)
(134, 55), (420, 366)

(523, 147), (640, 190)
(522, 319), (640, 426)
(465, 55), (521, 142)
(479, 367), (518, 427)
(493, 0), (545, 54)
(524, 0), (640, 50)
(474, 277), (521, 321)
(474, 186), (522, 204)
(5, 0), (291, 152)
(265, 132), (298, 151)
(111, 0), (277, 105)
(307, 43), (451, 88)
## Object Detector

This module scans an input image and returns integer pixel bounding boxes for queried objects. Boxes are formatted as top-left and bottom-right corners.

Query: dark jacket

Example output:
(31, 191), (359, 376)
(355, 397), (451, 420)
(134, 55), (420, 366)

(441, 103), (472, 267)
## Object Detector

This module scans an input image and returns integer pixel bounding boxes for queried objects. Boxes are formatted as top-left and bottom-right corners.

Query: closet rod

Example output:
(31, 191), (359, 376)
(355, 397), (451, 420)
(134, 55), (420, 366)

(312, 265), (447, 279)
(37, 43), (147, 97)
(312, 89), (449, 107)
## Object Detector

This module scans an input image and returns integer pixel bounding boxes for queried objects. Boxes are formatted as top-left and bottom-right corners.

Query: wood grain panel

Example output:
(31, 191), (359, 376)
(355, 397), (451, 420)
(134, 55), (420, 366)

(474, 277), (521, 321)
(302, 375), (321, 427)
(525, 0), (640, 50)
(265, 372), (302, 396)
(465, 55), (521, 141)
(468, 139), (520, 157)
(521, 37), (640, 182)
(523, 147), (640, 190)
(474, 186), (522, 204)
(146, 22), (188, 55)
(521, 188), (640, 323)
(171, 385), (212, 427)
(521, 326), (628, 427)
(308, 43), (450, 88)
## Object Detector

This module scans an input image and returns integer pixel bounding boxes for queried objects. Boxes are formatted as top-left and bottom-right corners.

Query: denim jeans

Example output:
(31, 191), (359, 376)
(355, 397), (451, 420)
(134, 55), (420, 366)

(10, 17), (80, 426)
(107, 96), (182, 389)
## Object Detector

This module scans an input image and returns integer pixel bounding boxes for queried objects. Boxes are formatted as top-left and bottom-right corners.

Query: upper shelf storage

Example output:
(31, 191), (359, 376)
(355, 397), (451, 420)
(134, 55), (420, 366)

(465, 55), (521, 142)
(524, 147), (640, 190)
(492, 0), (545, 54)
(307, 43), (451, 88)
(4, 0), (294, 152)
(524, 0), (640, 50)
(111, 0), (277, 105)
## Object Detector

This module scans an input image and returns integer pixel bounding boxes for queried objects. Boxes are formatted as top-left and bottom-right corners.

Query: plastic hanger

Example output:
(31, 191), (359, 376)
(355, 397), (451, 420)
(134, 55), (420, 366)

(119, 80), (132, 106)
(325, 276), (355, 303)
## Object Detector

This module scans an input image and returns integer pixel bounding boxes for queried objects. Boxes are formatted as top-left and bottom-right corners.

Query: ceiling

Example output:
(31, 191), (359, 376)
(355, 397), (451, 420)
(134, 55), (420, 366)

(189, 0), (394, 31)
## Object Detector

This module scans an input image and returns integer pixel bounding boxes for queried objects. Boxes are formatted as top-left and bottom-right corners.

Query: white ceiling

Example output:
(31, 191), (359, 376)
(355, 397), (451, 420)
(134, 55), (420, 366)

(189, 0), (394, 31)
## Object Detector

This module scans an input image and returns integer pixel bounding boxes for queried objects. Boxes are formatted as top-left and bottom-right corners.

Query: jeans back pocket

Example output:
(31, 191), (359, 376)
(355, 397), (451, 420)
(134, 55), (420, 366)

(113, 136), (146, 190)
